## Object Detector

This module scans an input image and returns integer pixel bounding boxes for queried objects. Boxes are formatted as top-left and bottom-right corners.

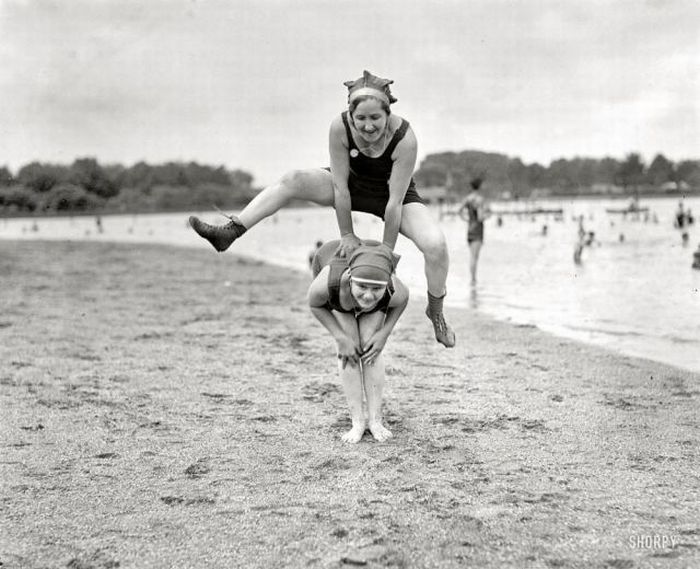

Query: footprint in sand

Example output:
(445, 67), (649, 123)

(20, 424), (45, 431)
(302, 381), (340, 403)
(65, 548), (120, 569)
(549, 394), (564, 402)
(184, 459), (212, 478)
(603, 559), (635, 569)
(160, 495), (215, 506)
(93, 452), (118, 459)
(519, 419), (547, 432)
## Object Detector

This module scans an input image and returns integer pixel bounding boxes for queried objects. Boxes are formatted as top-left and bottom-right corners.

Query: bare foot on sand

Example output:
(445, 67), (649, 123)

(341, 423), (366, 444)
(368, 421), (393, 442)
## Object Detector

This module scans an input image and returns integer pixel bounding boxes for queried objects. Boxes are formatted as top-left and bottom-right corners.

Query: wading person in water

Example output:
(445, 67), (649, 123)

(458, 177), (490, 286)
(308, 239), (408, 443)
(189, 70), (455, 348)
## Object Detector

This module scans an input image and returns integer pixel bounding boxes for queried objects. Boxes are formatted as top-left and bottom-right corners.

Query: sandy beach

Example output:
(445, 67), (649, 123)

(1, 239), (698, 569)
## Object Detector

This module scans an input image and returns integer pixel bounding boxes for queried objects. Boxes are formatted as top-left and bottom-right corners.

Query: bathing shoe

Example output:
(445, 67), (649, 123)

(425, 308), (456, 348)
(188, 214), (247, 252)
(426, 291), (456, 348)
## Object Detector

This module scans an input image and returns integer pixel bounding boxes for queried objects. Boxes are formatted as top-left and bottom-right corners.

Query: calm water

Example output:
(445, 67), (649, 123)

(2, 196), (699, 373)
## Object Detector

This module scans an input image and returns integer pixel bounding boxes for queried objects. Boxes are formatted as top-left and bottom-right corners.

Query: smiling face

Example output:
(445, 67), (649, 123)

(349, 277), (388, 311)
(350, 97), (389, 144)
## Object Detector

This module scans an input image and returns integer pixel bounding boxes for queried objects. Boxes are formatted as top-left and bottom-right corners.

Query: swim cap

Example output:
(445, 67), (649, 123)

(348, 243), (399, 284)
(344, 70), (398, 106)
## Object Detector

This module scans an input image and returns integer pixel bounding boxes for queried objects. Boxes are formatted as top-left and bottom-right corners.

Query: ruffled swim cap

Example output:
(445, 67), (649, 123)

(343, 70), (398, 106)
(348, 243), (399, 284)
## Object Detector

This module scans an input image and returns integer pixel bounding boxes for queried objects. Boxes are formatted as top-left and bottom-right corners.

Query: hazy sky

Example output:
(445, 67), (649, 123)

(1, 0), (698, 185)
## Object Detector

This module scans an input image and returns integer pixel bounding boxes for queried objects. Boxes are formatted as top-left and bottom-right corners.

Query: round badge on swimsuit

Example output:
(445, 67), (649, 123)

(350, 149), (359, 158)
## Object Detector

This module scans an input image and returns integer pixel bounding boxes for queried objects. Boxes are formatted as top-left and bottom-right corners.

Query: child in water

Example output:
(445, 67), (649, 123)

(308, 239), (409, 443)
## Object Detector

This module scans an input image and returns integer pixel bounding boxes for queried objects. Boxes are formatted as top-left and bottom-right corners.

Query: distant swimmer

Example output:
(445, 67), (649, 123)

(574, 215), (586, 264)
(308, 239), (324, 271)
(692, 243), (700, 270)
(675, 200), (687, 229)
(675, 200), (692, 245)
(458, 177), (491, 286)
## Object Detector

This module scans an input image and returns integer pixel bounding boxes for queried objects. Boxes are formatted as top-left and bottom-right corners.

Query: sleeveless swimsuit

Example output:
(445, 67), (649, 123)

(311, 239), (394, 315)
(465, 195), (484, 243)
(324, 112), (425, 219)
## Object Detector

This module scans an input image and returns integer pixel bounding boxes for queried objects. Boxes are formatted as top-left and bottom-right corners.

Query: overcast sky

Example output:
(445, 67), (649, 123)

(1, 0), (698, 185)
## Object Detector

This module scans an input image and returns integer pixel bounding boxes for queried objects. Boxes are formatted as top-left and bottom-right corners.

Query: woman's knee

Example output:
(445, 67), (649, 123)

(278, 168), (333, 203)
(278, 169), (309, 196)
(416, 229), (448, 262)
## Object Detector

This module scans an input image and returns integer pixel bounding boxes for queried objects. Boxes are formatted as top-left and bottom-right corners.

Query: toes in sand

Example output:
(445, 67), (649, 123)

(341, 423), (366, 444)
(368, 421), (393, 442)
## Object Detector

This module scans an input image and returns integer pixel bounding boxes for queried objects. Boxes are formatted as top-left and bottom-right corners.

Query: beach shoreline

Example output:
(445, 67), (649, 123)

(1, 239), (698, 568)
(2, 200), (698, 376)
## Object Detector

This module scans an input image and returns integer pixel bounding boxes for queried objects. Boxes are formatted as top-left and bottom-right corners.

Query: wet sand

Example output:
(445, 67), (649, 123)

(1, 239), (698, 568)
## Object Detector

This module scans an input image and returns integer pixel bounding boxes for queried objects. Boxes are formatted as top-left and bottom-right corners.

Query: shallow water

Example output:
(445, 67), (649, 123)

(2, 195), (699, 372)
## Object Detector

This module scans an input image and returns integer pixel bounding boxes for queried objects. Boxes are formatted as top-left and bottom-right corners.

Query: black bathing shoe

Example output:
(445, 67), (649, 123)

(426, 291), (456, 348)
(188, 213), (247, 252)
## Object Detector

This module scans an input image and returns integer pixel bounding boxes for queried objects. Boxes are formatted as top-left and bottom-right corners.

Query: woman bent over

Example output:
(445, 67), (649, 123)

(308, 239), (408, 443)
(190, 70), (455, 348)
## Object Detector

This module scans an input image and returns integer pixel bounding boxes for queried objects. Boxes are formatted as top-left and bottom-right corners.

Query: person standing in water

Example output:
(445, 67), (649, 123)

(308, 240), (324, 271)
(188, 70), (455, 348)
(308, 239), (408, 443)
(458, 177), (490, 285)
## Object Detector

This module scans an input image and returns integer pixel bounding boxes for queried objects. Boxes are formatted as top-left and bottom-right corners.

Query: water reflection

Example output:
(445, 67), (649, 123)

(469, 286), (479, 309)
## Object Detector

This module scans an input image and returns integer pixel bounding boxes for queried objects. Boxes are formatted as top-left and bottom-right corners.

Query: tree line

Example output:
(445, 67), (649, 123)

(0, 158), (256, 214)
(414, 151), (700, 200)
(2, 151), (699, 215)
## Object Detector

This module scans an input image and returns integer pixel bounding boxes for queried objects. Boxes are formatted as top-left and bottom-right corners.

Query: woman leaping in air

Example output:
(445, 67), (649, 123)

(189, 70), (455, 348)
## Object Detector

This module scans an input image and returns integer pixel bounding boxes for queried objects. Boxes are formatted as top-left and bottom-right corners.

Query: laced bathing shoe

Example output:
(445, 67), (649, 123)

(426, 291), (456, 348)
(188, 213), (247, 252)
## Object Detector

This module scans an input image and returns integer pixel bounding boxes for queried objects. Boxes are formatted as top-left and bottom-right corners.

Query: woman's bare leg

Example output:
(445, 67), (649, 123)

(238, 169), (334, 228)
(399, 203), (449, 296)
(469, 240), (482, 285)
(335, 312), (366, 443)
(399, 203), (456, 348)
(189, 168), (334, 252)
(358, 312), (392, 442)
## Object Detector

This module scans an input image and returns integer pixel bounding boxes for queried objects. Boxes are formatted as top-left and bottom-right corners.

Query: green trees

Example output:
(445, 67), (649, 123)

(17, 162), (69, 193)
(414, 151), (700, 199)
(0, 186), (39, 212)
(0, 166), (13, 186)
(1, 150), (699, 214)
(647, 154), (675, 186)
(0, 158), (257, 214)
(69, 158), (118, 199)
(40, 183), (104, 212)
(615, 153), (645, 192)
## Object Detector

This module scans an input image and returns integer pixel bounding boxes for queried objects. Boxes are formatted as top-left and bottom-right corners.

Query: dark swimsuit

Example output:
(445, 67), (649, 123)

(311, 240), (394, 315)
(465, 199), (484, 243)
(325, 112), (426, 219)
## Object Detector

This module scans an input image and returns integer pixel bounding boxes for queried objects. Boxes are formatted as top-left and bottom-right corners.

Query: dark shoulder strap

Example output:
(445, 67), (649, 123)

(341, 111), (357, 150)
(371, 278), (395, 314)
(326, 257), (347, 310)
(384, 118), (410, 156)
